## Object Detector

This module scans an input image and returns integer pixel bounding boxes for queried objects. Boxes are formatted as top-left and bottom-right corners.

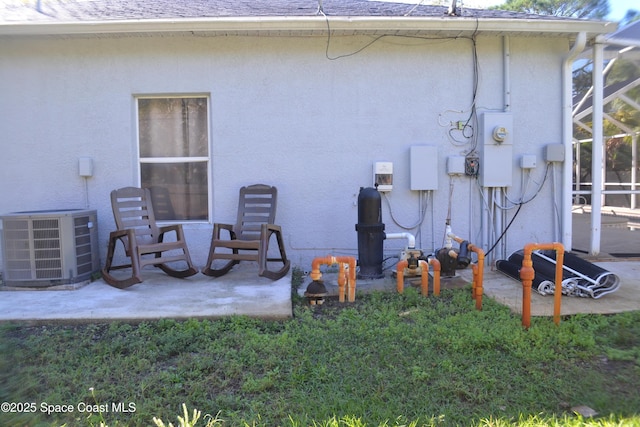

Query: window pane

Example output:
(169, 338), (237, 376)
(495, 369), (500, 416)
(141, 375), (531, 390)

(138, 98), (208, 158)
(141, 162), (208, 221)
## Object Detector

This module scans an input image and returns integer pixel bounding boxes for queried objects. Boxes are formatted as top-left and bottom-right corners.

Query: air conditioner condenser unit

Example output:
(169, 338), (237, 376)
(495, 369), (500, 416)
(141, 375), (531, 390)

(1, 209), (100, 288)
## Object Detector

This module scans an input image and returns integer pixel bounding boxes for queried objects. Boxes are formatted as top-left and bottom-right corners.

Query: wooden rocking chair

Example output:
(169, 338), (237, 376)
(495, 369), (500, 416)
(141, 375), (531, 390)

(202, 184), (290, 280)
(102, 187), (198, 289)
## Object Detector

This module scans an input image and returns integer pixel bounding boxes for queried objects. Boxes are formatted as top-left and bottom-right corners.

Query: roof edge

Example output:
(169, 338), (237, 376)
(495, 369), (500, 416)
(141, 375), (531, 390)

(0, 16), (617, 38)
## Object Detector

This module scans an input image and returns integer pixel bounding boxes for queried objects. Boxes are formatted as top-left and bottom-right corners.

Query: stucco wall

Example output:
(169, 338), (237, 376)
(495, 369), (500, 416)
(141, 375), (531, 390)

(0, 33), (568, 272)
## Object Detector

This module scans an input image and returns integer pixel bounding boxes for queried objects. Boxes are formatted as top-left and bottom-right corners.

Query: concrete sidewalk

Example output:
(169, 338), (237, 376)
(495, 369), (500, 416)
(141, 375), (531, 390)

(2, 210), (639, 324)
(1, 259), (639, 324)
(479, 260), (640, 317)
(0, 265), (292, 323)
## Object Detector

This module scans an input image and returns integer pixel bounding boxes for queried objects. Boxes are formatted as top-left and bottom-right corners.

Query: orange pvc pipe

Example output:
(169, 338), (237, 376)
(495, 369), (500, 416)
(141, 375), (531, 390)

(468, 243), (484, 311)
(337, 263), (346, 303)
(396, 259), (408, 294)
(429, 258), (441, 296)
(449, 235), (484, 311)
(310, 256), (357, 302)
(472, 264), (478, 300)
(396, 259), (434, 297)
(520, 243), (565, 328)
(418, 260), (429, 296)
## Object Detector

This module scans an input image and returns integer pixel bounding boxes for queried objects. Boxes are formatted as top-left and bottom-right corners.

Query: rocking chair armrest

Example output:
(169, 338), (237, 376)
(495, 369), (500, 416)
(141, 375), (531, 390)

(158, 224), (187, 241)
(108, 228), (135, 240)
(213, 223), (236, 239)
(261, 223), (283, 234)
(107, 228), (138, 253)
(158, 224), (183, 234)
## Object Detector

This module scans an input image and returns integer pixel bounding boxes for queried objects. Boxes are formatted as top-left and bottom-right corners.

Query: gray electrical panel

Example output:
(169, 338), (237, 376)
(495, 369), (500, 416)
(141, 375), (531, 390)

(410, 145), (438, 190)
(479, 112), (513, 187)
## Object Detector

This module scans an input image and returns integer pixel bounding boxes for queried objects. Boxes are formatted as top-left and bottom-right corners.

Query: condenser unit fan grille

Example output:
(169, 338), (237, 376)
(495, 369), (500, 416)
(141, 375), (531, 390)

(33, 219), (63, 279)
(1, 209), (99, 287)
(74, 215), (95, 276)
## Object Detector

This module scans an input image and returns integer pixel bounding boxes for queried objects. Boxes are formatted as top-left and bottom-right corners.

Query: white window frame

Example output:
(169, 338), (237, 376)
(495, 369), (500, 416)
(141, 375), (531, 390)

(134, 94), (212, 223)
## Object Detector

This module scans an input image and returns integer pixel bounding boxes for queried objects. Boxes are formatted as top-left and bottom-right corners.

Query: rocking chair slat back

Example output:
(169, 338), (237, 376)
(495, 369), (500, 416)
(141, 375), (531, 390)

(102, 186), (197, 288)
(235, 186), (278, 241)
(111, 187), (160, 245)
(201, 183), (290, 280)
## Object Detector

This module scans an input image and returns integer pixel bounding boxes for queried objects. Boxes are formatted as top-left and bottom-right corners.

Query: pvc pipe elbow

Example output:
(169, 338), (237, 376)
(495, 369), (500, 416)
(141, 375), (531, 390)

(385, 232), (416, 248)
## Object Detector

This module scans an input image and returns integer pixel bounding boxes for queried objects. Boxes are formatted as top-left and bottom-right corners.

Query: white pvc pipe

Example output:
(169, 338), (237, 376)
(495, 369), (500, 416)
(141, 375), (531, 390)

(632, 135), (637, 209)
(562, 32), (587, 252)
(430, 191), (435, 252)
(503, 36), (511, 111)
(493, 187), (502, 264)
(385, 232), (416, 249)
(590, 37), (604, 256)
(482, 187), (490, 253)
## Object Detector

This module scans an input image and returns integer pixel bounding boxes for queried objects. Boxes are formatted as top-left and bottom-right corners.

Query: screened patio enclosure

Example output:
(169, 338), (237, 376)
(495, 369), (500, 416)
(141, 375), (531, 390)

(572, 20), (640, 255)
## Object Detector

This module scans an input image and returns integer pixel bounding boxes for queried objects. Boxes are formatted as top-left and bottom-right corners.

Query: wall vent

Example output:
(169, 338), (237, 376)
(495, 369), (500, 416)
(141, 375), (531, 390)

(1, 209), (99, 288)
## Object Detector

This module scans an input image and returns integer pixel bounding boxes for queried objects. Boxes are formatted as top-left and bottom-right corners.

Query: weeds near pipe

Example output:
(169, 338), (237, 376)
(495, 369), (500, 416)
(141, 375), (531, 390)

(0, 287), (639, 426)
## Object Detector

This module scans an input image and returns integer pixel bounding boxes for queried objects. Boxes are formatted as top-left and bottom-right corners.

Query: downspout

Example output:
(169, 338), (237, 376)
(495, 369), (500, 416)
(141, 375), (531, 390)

(503, 36), (511, 112)
(498, 36), (510, 262)
(590, 35), (605, 256)
(632, 135), (637, 209)
(561, 32), (587, 252)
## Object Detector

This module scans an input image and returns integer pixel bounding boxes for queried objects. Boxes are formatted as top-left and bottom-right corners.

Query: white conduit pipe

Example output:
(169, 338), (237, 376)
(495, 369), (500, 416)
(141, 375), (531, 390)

(590, 36), (605, 256)
(385, 232), (416, 249)
(561, 31), (587, 252)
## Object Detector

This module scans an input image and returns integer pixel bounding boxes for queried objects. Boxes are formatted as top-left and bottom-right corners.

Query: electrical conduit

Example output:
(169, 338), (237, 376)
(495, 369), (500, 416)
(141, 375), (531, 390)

(561, 32), (586, 252)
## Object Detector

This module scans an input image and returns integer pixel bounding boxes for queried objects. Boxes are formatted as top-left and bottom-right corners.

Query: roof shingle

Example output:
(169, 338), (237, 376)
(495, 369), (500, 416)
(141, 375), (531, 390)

(0, 0), (584, 23)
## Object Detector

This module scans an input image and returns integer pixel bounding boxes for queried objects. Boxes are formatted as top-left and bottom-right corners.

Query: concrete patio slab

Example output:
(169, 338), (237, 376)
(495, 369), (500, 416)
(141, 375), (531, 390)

(2, 209), (639, 324)
(298, 259), (640, 318)
(0, 265), (292, 323)
(1, 258), (638, 324)
(479, 260), (640, 317)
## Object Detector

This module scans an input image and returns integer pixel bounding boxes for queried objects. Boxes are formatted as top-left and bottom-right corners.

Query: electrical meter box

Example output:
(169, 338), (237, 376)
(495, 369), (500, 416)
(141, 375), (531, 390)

(479, 112), (513, 187)
(374, 162), (393, 192)
(410, 146), (438, 190)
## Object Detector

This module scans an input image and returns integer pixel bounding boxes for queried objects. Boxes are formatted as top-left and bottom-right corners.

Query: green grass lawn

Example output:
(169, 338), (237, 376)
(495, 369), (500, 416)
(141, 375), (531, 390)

(1, 269), (639, 427)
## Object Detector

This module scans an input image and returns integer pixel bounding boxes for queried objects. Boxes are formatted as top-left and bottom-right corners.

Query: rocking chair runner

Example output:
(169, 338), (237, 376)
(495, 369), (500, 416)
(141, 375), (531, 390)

(202, 184), (290, 280)
(102, 187), (198, 289)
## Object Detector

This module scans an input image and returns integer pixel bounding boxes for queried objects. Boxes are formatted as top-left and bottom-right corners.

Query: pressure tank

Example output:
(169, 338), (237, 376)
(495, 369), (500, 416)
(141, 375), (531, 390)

(356, 187), (385, 279)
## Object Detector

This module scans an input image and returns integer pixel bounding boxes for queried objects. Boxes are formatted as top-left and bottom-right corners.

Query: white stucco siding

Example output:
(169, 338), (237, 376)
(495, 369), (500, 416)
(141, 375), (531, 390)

(506, 37), (568, 247)
(0, 33), (566, 271)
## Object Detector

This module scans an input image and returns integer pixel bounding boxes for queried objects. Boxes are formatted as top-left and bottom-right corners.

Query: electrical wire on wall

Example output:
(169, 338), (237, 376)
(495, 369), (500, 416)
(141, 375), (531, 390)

(436, 18), (479, 151)
(316, 3), (487, 258)
(381, 191), (431, 250)
(441, 176), (456, 248)
(318, 1), (480, 62)
(83, 177), (90, 209)
(481, 163), (552, 259)
(551, 162), (562, 242)
(382, 191), (429, 231)
(403, 0), (427, 16)
(377, 189), (435, 271)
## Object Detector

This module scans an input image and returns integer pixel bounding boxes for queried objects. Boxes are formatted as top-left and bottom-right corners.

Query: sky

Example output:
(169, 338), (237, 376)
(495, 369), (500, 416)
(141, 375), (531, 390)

(605, 0), (634, 21)
(379, 0), (634, 22)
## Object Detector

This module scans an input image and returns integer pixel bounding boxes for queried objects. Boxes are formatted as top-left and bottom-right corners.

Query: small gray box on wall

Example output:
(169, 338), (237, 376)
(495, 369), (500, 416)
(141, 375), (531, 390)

(544, 144), (565, 163)
(410, 145), (438, 190)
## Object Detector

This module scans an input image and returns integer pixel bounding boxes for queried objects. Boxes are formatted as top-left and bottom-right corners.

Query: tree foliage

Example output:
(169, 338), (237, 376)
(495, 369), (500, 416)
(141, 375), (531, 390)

(621, 9), (640, 25)
(494, 0), (609, 19)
